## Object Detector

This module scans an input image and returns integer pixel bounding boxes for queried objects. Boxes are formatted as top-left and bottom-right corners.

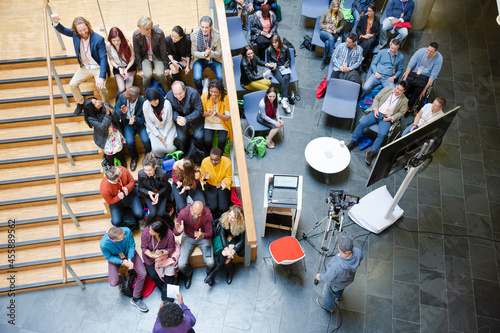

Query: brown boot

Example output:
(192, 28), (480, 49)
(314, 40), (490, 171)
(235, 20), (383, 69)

(365, 150), (374, 166)
(130, 158), (138, 172)
(346, 141), (357, 151)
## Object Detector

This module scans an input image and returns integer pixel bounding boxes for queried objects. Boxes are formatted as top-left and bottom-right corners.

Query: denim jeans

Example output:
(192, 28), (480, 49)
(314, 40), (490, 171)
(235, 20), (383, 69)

(176, 122), (205, 154)
(402, 123), (419, 136)
(351, 112), (393, 152)
(348, 9), (361, 33)
(109, 189), (144, 226)
(319, 30), (339, 60)
(193, 59), (223, 91)
(380, 18), (408, 46)
(323, 284), (344, 312)
(123, 123), (151, 159)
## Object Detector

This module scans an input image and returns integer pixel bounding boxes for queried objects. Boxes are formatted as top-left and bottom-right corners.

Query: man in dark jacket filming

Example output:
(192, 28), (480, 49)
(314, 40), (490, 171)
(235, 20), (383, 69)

(315, 232), (363, 313)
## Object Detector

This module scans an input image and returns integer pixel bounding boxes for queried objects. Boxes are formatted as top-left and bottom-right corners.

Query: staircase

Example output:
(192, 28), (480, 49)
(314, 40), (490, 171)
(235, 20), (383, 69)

(0, 56), (111, 294)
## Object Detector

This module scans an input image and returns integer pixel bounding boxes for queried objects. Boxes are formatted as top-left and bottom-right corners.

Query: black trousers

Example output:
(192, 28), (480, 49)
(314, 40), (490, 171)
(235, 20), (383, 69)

(144, 263), (175, 302)
(144, 195), (174, 229)
(256, 34), (272, 59)
(205, 183), (230, 214)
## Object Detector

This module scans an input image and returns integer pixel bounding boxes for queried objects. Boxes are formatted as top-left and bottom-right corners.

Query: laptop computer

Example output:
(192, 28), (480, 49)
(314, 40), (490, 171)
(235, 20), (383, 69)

(270, 175), (299, 205)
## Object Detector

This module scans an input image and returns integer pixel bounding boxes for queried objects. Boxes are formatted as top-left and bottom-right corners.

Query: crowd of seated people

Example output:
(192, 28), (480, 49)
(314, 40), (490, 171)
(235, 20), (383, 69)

(315, 0), (445, 167)
(50, 11), (258, 330)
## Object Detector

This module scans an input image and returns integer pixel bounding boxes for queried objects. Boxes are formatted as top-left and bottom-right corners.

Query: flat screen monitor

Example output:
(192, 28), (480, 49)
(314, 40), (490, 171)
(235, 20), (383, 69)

(366, 106), (460, 187)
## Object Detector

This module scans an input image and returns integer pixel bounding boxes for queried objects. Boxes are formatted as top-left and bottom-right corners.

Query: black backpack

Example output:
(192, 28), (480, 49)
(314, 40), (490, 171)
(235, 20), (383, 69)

(282, 38), (297, 57)
(300, 35), (314, 52)
(119, 269), (137, 297)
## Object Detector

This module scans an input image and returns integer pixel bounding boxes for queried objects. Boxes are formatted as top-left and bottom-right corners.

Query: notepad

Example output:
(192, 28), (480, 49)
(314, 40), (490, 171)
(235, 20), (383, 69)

(280, 67), (292, 75)
(167, 284), (180, 299)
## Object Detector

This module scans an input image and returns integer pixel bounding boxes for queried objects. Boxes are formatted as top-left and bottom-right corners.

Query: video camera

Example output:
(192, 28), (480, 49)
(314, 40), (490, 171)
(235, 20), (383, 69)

(326, 190), (359, 221)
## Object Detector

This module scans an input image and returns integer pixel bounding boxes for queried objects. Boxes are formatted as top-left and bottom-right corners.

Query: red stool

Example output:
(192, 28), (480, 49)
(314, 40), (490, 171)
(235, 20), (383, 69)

(268, 236), (306, 282)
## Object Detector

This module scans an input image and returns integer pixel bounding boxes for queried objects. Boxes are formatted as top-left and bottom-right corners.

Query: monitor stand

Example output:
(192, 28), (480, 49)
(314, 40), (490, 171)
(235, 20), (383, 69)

(348, 163), (422, 234)
(349, 140), (434, 234)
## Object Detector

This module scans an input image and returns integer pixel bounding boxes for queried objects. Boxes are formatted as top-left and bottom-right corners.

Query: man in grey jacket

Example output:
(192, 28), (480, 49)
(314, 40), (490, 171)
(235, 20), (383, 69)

(316, 232), (363, 313)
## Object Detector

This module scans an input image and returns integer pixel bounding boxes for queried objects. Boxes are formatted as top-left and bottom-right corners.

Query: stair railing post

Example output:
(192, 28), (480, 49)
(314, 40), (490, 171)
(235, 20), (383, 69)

(51, 62), (70, 107)
(55, 126), (75, 165)
(61, 194), (80, 227)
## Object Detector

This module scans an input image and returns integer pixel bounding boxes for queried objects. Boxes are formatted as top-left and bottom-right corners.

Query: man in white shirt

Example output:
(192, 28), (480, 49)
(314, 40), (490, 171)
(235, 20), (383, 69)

(51, 14), (109, 116)
(402, 97), (446, 136)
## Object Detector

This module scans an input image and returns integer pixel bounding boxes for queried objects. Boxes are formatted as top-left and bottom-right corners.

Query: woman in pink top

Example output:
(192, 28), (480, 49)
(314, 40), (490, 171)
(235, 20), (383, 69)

(249, 4), (278, 59)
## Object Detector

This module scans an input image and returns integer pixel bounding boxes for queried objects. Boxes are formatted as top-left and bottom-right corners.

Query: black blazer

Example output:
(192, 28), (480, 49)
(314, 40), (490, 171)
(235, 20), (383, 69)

(265, 45), (291, 68)
(240, 56), (267, 86)
(133, 27), (169, 70)
(113, 93), (146, 131)
(137, 167), (171, 198)
(356, 15), (380, 39)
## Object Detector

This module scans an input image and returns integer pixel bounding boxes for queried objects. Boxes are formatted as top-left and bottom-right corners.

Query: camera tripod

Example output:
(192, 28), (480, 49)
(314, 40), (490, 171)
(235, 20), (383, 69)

(302, 204), (345, 285)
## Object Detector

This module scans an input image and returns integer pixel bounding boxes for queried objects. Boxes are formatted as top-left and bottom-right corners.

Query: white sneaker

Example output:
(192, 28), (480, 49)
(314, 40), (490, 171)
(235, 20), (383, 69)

(202, 78), (210, 95)
(282, 97), (291, 114)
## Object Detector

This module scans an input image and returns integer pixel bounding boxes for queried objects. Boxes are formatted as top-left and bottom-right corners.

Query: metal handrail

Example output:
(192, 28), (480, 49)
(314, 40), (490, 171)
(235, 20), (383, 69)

(46, 4), (66, 51)
(42, 0), (68, 283)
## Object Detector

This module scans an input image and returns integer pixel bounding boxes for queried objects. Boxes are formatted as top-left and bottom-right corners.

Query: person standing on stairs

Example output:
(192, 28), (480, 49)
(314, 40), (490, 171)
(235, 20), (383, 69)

(51, 14), (110, 116)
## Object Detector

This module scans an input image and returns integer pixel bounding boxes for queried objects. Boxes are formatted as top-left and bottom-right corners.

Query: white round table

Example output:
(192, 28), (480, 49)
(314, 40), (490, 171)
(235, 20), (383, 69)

(305, 137), (351, 183)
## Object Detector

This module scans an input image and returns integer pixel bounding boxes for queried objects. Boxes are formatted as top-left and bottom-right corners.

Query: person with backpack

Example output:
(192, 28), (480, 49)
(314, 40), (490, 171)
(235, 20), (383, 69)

(100, 226), (149, 312)
(257, 87), (284, 149)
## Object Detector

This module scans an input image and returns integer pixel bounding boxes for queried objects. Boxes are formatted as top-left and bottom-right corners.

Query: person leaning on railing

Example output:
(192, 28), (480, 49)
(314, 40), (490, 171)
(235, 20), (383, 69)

(50, 14), (110, 116)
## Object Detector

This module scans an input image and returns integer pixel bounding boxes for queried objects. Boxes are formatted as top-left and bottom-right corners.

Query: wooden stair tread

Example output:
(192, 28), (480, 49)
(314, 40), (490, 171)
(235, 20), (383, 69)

(0, 218), (110, 244)
(0, 198), (107, 226)
(0, 260), (108, 290)
(0, 177), (103, 204)
(0, 81), (94, 101)
(0, 240), (102, 268)
(0, 140), (99, 162)
(0, 63), (79, 82)
(0, 231), (106, 251)
(0, 121), (91, 141)
(0, 158), (103, 183)
(0, 103), (77, 122)
(0, 55), (78, 66)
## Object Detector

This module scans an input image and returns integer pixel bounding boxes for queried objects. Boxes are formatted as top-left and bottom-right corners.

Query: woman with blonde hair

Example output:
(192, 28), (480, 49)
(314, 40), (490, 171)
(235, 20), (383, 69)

(171, 157), (205, 212)
(319, 0), (345, 69)
(204, 205), (246, 285)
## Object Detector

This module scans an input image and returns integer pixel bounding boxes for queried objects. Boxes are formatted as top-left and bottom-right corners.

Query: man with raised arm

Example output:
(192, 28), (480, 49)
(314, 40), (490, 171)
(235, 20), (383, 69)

(51, 14), (109, 116)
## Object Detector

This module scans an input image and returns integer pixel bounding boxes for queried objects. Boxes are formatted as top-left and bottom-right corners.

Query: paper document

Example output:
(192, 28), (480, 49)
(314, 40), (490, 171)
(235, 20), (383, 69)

(280, 68), (292, 75)
(166, 284), (180, 299)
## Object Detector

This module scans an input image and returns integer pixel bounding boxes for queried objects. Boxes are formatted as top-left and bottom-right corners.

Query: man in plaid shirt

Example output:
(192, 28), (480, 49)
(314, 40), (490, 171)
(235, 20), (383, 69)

(329, 33), (363, 86)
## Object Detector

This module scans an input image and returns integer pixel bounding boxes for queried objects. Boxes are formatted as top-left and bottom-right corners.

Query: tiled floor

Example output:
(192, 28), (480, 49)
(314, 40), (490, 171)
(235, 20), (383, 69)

(1, 0), (500, 332)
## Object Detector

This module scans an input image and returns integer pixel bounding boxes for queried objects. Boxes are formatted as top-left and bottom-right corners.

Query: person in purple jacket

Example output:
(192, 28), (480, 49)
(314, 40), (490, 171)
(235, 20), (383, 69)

(153, 292), (196, 333)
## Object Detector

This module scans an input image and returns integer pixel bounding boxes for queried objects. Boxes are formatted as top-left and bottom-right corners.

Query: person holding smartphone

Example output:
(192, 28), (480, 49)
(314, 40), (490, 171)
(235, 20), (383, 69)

(141, 220), (176, 303)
